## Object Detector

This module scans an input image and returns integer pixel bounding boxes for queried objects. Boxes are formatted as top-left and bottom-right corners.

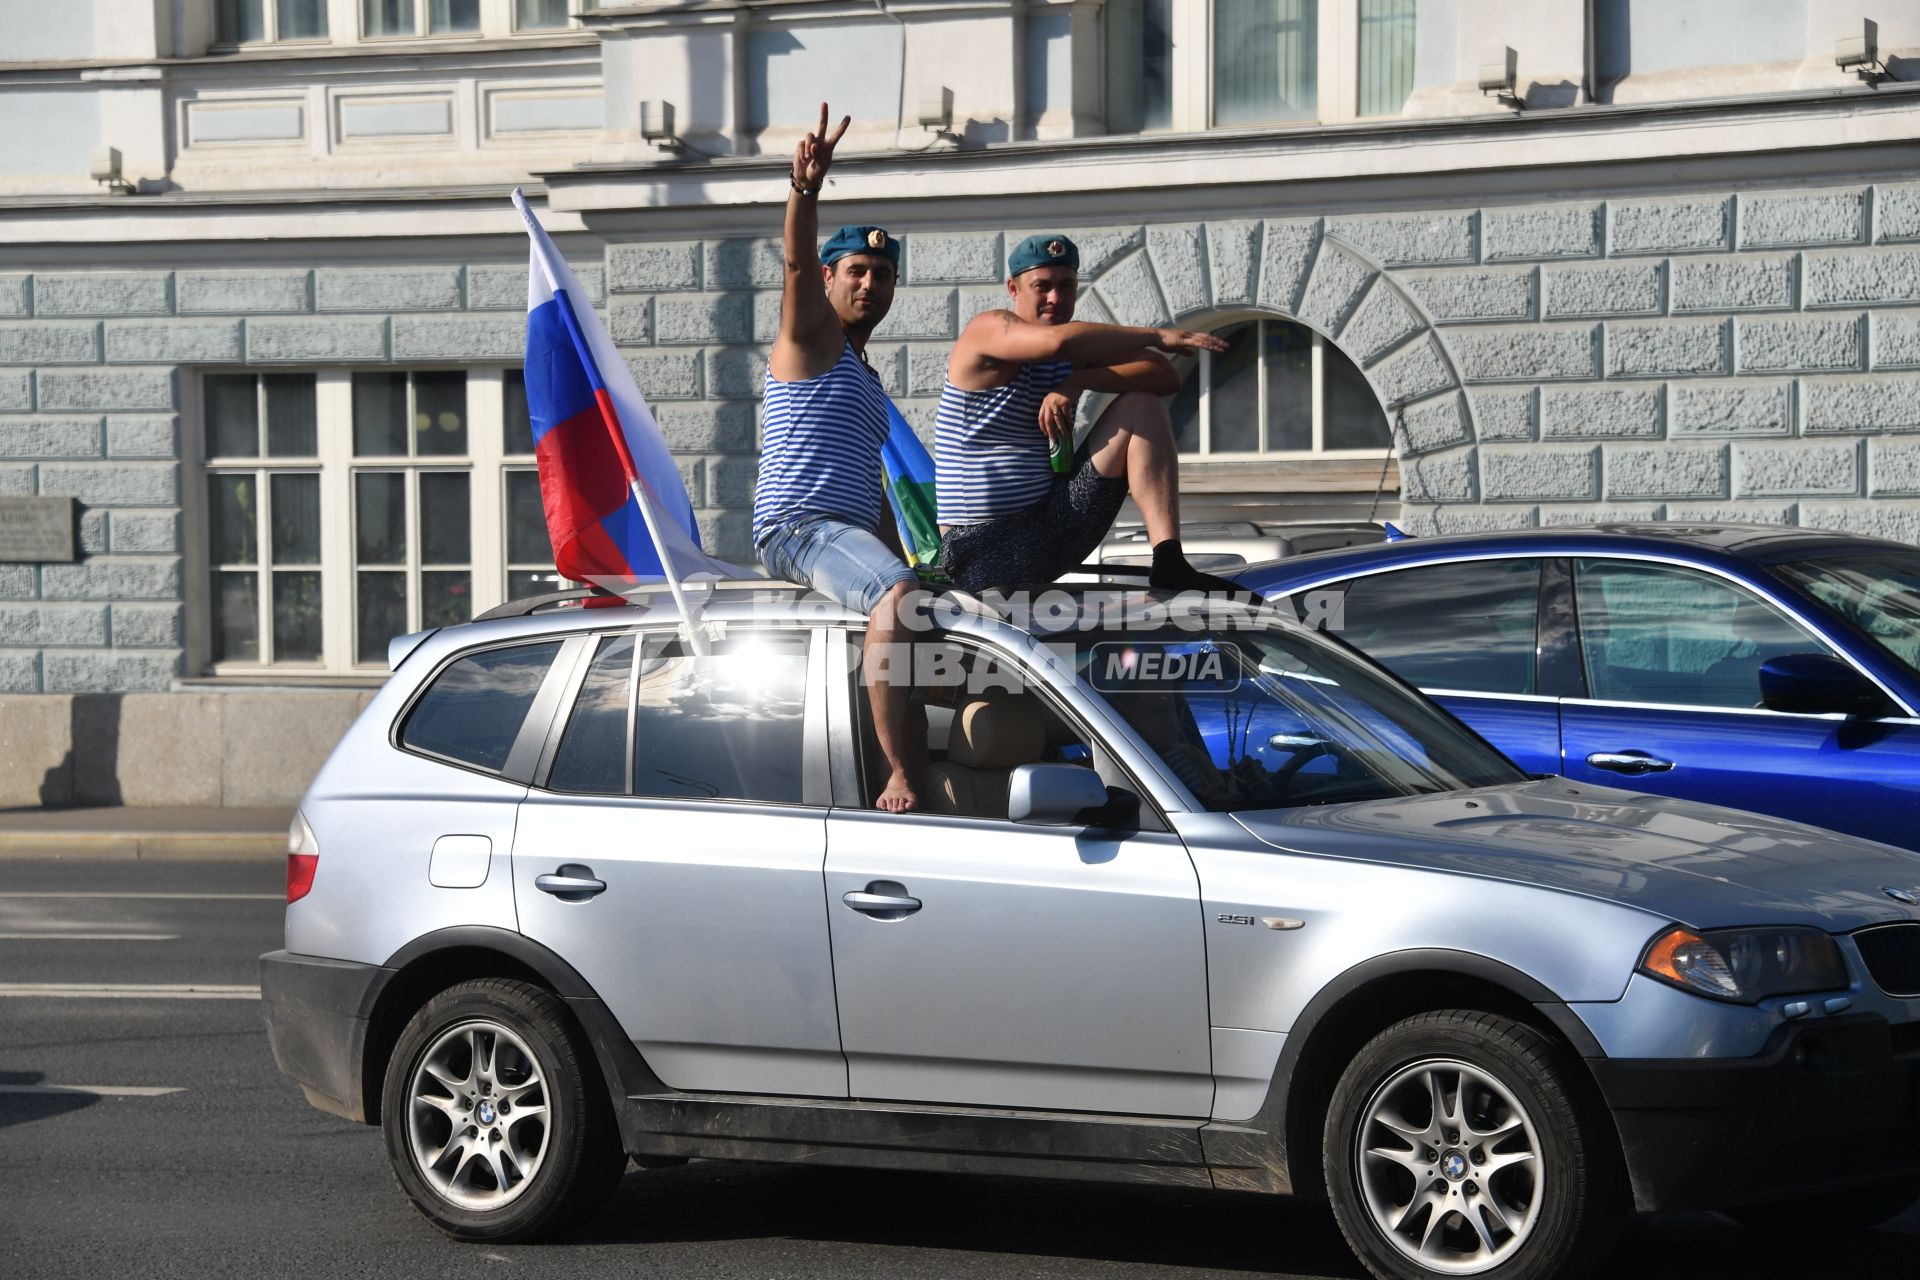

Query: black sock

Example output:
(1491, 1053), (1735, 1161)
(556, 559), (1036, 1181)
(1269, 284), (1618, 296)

(1148, 538), (1267, 601)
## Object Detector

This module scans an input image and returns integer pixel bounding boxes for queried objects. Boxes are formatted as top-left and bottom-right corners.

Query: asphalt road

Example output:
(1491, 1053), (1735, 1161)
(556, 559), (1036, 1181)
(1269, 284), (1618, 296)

(3, 855), (1917, 1280)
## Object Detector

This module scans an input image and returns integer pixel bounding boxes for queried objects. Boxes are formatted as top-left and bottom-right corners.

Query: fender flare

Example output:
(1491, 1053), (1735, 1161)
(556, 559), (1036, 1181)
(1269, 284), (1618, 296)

(1201, 948), (1604, 1195)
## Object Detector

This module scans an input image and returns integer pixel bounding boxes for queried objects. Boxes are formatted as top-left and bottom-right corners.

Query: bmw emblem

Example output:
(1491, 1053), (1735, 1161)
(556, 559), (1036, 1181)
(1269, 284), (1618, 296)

(477, 1101), (497, 1125)
(1884, 887), (1920, 906)
(1441, 1151), (1468, 1181)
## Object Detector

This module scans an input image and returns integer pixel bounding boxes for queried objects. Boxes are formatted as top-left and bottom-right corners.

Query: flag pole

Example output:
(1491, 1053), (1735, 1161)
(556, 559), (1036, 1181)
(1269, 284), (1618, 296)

(512, 189), (711, 655)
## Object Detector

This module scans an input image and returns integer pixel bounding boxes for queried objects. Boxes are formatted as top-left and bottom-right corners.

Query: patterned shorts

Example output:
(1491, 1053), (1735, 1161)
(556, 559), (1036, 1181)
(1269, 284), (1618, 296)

(939, 450), (1128, 594)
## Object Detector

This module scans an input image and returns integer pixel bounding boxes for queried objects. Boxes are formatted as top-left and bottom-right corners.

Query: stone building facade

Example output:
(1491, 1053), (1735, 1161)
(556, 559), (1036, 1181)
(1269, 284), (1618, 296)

(4, 0), (1920, 804)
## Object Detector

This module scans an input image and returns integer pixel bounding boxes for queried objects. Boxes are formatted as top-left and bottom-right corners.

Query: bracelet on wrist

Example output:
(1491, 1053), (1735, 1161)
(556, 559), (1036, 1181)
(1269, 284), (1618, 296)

(789, 175), (819, 196)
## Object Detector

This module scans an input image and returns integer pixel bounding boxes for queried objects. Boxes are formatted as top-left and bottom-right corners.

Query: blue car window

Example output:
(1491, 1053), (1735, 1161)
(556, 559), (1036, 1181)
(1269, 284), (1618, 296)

(1328, 558), (1541, 694)
(1574, 559), (1828, 709)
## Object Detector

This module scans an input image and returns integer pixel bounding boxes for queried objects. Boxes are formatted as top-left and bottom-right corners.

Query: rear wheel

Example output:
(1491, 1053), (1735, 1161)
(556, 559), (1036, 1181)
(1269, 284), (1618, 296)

(1324, 1010), (1623, 1280)
(381, 978), (626, 1242)
(1724, 1176), (1920, 1234)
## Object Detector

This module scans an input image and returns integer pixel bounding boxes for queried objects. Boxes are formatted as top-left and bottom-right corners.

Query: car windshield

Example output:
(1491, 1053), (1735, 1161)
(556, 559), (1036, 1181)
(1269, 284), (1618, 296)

(1072, 623), (1525, 812)
(1773, 550), (1920, 677)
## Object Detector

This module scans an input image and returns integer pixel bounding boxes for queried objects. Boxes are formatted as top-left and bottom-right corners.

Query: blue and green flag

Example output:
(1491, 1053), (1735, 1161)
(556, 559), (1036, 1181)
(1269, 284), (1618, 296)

(881, 400), (944, 577)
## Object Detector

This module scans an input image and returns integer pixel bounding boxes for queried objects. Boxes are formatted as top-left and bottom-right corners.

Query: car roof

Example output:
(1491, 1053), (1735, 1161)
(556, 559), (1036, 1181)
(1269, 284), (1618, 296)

(1240, 522), (1914, 588)
(396, 575), (1248, 674)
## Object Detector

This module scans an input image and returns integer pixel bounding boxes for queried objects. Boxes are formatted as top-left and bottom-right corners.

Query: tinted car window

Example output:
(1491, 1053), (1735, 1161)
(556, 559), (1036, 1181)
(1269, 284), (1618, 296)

(1330, 559), (1541, 694)
(631, 634), (809, 804)
(401, 640), (561, 772)
(1575, 559), (1828, 709)
(547, 633), (636, 794)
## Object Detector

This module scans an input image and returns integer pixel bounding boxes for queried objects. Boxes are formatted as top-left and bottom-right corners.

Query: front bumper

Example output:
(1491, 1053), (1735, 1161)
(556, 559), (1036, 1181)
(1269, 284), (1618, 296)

(259, 950), (392, 1124)
(1590, 1013), (1920, 1211)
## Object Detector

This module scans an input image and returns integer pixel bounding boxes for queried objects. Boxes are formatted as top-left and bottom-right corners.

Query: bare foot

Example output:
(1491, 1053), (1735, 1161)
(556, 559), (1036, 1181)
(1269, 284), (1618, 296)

(877, 769), (919, 814)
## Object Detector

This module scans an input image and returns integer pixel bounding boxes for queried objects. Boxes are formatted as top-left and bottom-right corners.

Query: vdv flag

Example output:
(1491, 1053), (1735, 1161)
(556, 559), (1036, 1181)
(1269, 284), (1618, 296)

(512, 189), (752, 587)
(880, 400), (942, 574)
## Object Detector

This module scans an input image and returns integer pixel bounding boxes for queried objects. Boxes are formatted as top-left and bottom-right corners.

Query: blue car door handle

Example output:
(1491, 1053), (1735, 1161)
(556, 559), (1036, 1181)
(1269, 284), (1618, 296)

(1586, 751), (1675, 775)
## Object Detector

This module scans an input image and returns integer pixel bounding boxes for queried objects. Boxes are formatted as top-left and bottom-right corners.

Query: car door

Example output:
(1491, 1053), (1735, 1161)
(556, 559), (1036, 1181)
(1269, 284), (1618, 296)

(1560, 557), (1920, 850)
(1307, 557), (1565, 776)
(821, 633), (1213, 1117)
(512, 624), (847, 1098)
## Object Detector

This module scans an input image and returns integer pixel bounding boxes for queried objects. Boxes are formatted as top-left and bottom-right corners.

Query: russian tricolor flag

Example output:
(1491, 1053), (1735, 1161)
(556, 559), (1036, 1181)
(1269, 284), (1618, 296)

(512, 190), (751, 590)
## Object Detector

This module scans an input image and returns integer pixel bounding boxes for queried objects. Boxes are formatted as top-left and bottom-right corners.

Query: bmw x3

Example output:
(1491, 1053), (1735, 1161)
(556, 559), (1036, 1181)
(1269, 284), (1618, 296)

(262, 581), (1920, 1280)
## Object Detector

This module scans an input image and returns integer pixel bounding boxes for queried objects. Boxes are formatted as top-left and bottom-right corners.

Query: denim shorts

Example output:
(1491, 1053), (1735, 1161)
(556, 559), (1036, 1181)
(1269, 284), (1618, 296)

(756, 514), (917, 616)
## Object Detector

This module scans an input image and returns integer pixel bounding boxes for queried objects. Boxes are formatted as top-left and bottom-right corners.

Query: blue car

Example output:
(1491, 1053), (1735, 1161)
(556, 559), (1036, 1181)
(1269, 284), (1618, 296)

(1235, 524), (1920, 852)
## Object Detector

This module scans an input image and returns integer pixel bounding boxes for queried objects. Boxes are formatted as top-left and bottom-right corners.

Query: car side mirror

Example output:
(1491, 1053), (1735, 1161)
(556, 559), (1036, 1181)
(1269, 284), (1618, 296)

(1758, 653), (1885, 717)
(1008, 763), (1112, 826)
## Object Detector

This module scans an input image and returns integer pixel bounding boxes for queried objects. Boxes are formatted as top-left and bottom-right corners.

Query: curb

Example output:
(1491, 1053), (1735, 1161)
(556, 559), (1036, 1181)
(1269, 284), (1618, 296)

(0, 833), (287, 861)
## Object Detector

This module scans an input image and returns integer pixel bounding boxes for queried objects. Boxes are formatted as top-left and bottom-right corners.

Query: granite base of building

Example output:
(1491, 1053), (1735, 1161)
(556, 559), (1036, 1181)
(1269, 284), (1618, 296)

(1, 689), (375, 809)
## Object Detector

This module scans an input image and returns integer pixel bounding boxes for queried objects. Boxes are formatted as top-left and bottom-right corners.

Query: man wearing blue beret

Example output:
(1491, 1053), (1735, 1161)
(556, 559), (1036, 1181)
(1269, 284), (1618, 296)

(753, 104), (923, 813)
(936, 233), (1236, 596)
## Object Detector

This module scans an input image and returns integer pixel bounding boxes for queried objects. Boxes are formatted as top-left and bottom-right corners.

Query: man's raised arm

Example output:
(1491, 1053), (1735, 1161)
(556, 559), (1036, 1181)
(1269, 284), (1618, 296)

(771, 103), (851, 381)
(955, 309), (1223, 376)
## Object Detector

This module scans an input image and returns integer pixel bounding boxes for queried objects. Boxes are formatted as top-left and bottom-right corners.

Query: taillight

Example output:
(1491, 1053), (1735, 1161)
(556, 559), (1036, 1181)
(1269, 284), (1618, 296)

(288, 812), (319, 904)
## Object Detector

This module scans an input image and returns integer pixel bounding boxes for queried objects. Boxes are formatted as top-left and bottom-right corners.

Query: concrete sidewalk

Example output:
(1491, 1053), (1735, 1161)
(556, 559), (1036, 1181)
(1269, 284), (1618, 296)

(0, 807), (293, 860)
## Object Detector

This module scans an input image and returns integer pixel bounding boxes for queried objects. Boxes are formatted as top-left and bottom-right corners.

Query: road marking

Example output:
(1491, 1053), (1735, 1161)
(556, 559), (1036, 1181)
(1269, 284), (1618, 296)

(0, 983), (260, 1000)
(0, 1084), (185, 1097)
(0, 933), (180, 941)
(0, 892), (281, 901)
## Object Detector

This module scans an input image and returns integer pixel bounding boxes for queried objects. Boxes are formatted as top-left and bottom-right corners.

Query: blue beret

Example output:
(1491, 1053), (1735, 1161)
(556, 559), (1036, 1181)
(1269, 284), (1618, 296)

(822, 225), (900, 269)
(1009, 233), (1079, 278)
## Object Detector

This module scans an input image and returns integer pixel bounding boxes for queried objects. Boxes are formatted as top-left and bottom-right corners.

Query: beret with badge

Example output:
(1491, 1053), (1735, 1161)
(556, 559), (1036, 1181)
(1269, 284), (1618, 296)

(1008, 233), (1079, 278)
(821, 224), (901, 269)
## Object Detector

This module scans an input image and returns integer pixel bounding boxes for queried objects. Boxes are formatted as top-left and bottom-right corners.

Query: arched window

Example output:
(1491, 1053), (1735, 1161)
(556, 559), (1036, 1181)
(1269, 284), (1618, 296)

(1167, 314), (1392, 459)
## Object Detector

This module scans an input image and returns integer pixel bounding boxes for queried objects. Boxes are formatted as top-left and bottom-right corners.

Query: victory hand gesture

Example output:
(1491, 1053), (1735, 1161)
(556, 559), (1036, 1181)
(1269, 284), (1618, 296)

(794, 102), (851, 191)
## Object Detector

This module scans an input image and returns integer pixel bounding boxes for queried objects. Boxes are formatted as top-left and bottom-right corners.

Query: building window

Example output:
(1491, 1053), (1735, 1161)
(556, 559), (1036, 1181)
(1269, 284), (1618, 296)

(1105, 0), (1416, 132)
(1357, 0), (1417, 117)
(1213, 0), (1319, 127)
(1167, 315), (1390, 458)
(200, 368), (564, 676)
(515, 0), (571, 30)
(363, 0), (480, 39)
(216, 0), (329, 44)
(204, 373), (324, 664)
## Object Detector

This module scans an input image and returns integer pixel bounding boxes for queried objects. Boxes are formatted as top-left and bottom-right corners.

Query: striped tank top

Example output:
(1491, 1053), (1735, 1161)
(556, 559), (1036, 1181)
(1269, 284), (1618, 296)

(752, 341), (892, 545)
(934, 360), (1074, 525)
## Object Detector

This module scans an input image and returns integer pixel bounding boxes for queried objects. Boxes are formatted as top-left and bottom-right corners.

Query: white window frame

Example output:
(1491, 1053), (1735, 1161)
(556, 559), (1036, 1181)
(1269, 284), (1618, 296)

(200, 367), (532, 677)
(210, 0), (334, 47)
(1176, 311), (1390, 462)
(1121, 0), (1406, 133)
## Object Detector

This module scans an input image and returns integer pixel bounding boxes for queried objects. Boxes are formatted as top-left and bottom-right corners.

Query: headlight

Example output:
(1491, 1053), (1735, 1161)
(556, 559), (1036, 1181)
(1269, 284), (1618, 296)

(1639, 924), (1848, 1004)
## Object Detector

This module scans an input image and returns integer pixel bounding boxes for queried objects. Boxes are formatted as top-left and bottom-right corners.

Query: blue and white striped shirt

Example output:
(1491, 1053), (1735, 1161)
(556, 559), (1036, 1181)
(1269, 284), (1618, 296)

(934, 360), (1074, 525)
(753, 341), (892, 545)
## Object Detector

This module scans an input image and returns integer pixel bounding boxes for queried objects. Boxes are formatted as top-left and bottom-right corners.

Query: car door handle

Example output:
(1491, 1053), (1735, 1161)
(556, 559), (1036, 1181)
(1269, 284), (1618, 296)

(842, 885), (922, 917)
(1585, 751), (1675, 775)
(535, 864), (607, 900)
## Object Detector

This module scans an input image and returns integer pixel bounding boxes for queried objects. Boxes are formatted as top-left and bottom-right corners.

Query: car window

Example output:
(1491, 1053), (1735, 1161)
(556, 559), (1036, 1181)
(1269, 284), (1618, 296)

(853, 637), (1103, 819)
(1328, 559), (1541, 695)
(546, 633), (636, 794)
(631, 633), (809, 804)
(401, 640), (562, 773)
(1774, 550), (1920, 678)
(1574, 559), (1829, 709)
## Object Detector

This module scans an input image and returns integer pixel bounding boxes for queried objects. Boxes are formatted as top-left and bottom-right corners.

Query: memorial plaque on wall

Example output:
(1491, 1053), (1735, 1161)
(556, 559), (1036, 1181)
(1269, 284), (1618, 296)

(0, 496), (78, 562)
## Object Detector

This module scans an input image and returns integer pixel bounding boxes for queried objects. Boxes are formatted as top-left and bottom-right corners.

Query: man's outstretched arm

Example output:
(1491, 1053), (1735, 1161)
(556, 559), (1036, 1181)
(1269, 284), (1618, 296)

(951, 310), (1222, 384)
(771, 103), (851, 382)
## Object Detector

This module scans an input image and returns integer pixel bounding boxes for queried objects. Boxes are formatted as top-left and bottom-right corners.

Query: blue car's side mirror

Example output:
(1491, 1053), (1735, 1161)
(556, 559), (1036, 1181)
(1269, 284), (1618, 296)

(1758, 653), (1885, 718)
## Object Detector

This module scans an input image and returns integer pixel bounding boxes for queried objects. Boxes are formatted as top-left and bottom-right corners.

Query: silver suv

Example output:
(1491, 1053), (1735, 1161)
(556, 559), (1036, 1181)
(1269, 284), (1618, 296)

(262, 582), (1920, 1280)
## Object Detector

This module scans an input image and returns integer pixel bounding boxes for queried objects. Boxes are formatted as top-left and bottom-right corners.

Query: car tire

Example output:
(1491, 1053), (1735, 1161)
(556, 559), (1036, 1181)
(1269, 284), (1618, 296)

(381, 977), (627, 1242)
(1324, 1009), (1624, 1280)
(1723, 1175), (1920, 1234)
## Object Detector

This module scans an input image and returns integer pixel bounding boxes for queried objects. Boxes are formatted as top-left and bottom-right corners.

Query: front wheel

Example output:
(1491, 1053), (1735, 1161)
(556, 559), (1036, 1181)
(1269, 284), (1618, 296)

(381, 978), (626, 1242)
(1324, 1010), (1624, 1280)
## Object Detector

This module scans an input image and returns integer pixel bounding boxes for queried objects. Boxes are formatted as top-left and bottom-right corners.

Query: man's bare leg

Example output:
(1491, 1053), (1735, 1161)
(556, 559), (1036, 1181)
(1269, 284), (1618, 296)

(865, 580), (921, 813)
(1085, 390), (1248, 594)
